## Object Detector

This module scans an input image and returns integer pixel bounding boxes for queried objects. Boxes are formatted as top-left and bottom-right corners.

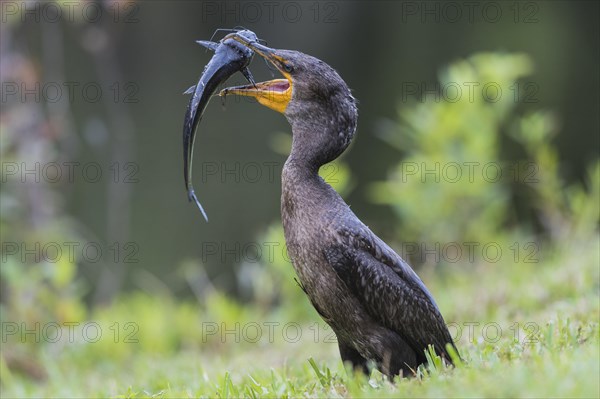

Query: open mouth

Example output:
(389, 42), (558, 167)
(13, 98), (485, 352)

(261, 79), (290, 92)
(221, 78), (290, 94)
(218, 35), (293, 114)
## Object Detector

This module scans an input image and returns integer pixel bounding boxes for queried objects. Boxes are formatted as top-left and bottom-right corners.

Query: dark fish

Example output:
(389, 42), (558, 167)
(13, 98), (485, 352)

(183, 29), (258, 221)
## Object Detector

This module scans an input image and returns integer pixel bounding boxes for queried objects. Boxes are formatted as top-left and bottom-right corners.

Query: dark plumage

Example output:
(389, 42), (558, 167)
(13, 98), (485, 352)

(220, 36), (459, 378)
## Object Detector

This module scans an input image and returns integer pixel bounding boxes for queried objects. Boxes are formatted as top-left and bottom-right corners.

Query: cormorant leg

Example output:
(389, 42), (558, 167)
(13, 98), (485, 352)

(385, 345), (418, 379)
(380, 333), (419, 379)
(386, 357), (416, 379)
(338, 341), (369, 375)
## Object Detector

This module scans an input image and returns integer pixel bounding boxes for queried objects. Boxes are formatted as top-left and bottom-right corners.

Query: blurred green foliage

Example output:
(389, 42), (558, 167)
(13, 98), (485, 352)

(369, 53), (599, 268)
(371, 53), (533, 245)
(1, 72), (87, 380)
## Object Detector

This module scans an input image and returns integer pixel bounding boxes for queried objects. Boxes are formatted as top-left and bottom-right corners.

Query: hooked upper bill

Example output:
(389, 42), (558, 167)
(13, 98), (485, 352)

(219, 34), (293, 114)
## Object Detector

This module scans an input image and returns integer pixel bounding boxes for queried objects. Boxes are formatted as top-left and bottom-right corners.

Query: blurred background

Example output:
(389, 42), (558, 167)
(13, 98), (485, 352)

(1, 0), (598, 393)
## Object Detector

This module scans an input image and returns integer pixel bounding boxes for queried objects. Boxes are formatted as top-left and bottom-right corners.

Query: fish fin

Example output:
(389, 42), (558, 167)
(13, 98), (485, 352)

(241, 67), (257, 87)
(196, 40), (218, 51)
(209, 28), (240, 43)
(183, 85), (196, 95)
(188, 189), (209, 222)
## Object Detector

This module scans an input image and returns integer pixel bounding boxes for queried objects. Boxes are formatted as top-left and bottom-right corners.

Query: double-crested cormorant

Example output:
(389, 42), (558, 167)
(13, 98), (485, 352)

(220, 35), (458, 378)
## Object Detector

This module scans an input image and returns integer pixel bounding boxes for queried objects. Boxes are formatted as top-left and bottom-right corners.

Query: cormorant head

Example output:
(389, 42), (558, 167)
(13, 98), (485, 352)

(220, 35), (358, 167)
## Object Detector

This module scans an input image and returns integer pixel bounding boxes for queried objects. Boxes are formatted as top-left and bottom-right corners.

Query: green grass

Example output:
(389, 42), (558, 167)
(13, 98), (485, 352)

(2, 234), (598, 398)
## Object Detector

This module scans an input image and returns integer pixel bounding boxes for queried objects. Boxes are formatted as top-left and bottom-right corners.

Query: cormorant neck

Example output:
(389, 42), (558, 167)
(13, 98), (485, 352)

(284, 101), (357, 172)
(281, 121), (350, 208)
(282, 146), (342, 218)
(281, 112), (357, 220)
(282, 125), (336, 195)
(284, 153), (320, 177)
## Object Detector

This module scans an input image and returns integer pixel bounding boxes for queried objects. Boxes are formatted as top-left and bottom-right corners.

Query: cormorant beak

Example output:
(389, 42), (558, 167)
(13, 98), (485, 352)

(219, 35), (292, 114)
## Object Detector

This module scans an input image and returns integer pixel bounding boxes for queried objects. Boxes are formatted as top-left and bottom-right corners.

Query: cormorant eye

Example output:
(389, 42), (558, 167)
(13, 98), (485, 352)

(283, 63), (293, 73)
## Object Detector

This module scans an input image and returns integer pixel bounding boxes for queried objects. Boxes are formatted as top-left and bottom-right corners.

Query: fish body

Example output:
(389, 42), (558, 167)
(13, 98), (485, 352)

(183, 29), (258, 221)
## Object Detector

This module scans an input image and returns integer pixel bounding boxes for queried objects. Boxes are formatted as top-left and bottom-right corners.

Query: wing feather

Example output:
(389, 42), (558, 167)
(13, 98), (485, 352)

(325, 221), (457, 362)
